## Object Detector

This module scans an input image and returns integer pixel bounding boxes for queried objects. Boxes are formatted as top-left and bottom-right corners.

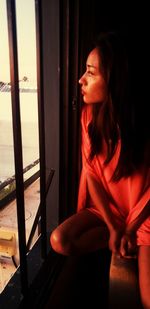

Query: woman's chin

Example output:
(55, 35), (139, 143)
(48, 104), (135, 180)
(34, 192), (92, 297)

(83, 99), (93, 104)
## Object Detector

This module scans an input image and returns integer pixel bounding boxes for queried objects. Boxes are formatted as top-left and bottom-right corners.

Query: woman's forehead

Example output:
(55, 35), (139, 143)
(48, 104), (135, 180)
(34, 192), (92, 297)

(86, 48), (100, 69)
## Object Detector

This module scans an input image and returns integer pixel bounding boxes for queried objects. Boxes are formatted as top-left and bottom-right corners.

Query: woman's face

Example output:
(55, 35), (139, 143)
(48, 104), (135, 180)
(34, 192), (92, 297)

(79, 48), (107, 104)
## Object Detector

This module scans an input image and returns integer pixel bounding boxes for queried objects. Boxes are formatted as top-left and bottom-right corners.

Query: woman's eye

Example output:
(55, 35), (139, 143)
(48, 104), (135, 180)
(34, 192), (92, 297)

(87, 71), (94, 76)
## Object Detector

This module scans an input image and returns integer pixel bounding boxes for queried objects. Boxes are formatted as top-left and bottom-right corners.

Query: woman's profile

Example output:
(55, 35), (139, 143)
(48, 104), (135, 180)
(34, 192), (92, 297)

(50, 32), (150, 308)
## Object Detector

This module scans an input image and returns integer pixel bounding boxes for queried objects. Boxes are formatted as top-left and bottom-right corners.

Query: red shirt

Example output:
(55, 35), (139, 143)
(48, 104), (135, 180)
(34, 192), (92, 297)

(77, 105), (150, 245)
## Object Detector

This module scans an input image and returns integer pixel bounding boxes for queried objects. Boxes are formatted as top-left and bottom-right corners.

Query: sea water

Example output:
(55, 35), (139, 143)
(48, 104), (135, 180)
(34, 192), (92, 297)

(0, 92), (39, 182)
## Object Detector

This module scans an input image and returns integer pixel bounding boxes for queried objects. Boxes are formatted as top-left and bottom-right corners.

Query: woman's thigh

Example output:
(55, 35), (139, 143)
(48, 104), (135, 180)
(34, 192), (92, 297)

(138, 245), (150, 309)
(50, 210), (109, 255)
(55, 209), (106, 238)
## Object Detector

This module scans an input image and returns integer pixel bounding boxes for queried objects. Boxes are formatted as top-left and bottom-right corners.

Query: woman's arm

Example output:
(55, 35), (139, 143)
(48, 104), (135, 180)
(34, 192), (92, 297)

(126, 200), (150, 234)
(87, 174), (116, 229)
(87, 174), (124, 254)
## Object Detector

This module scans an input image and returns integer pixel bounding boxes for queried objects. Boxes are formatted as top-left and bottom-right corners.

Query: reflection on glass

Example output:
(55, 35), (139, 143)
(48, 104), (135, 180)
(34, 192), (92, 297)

(0, 0), (15, 185)
(16, 0), (39, 181)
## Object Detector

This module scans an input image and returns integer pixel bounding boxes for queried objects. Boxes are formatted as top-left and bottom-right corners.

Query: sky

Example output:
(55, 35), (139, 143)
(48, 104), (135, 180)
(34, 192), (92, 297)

(0, 0), (37, 84)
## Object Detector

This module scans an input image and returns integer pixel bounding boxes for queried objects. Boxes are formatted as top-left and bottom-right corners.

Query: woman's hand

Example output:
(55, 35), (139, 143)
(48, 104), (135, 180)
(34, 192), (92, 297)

(109, 228), (137, 258)
(120, 232), (137, 258)
(108, 227), (123, 256)
(120, 200), (149, 258)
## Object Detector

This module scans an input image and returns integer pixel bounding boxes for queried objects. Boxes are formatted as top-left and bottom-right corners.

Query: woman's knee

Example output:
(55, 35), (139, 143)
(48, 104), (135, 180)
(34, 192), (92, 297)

(139, 275), (150, 309)
(50, 226), (73, 255)
(140, 290), (150, 309)
(138, 246), (150, 309)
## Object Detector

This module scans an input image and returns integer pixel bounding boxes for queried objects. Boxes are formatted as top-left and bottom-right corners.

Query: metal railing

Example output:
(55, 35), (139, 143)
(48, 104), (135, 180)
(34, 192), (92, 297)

(0, 159), (40, 209)
(0, 158), (40, 191)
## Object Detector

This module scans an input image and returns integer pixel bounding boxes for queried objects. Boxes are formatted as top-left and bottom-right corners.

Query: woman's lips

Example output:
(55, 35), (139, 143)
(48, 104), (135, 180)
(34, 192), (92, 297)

(81, 89), (86, 95)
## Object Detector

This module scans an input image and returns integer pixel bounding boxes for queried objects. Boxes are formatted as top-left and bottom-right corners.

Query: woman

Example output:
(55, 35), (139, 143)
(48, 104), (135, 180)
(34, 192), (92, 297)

(50, 32), (150, 308)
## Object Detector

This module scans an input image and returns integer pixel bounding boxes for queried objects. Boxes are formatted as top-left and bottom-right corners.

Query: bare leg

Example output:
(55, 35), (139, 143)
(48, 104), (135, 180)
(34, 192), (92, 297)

(50, 209), (109, 256)
(138, 245), (150, 309)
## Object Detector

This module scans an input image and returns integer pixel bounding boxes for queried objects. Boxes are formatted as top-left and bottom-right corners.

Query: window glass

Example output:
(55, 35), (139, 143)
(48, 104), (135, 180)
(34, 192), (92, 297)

(0, 0), (15, 191)
(0, 0), (40, 292)
(15, 0), (39, 181)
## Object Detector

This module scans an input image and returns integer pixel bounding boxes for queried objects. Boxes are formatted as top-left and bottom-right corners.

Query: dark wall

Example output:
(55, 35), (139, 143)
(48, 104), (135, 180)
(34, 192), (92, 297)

(42, 0), (60, 231)
(79, 0), (130, 71)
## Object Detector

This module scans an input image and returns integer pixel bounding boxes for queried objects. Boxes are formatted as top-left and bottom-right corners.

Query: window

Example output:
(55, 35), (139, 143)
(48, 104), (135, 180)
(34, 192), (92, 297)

(0, 0), (40, 292)
(0, 0), (60, 306)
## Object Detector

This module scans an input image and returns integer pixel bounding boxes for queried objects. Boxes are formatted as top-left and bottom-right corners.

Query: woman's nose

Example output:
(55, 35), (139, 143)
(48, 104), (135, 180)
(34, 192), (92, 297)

(79, 73), (84, 85)
(79, 76), (82, 85)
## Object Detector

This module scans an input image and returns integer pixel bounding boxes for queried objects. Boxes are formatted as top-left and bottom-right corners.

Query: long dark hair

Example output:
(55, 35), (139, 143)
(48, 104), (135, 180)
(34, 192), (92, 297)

(88, 31), (149, 181)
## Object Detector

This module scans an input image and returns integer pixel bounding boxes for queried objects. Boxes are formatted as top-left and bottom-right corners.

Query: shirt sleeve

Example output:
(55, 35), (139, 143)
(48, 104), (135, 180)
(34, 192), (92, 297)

(126, 178), (150, 225)
(80, 106), (102, 183)
(77, 106), (111, 212)
(77, 106), (97, 212)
